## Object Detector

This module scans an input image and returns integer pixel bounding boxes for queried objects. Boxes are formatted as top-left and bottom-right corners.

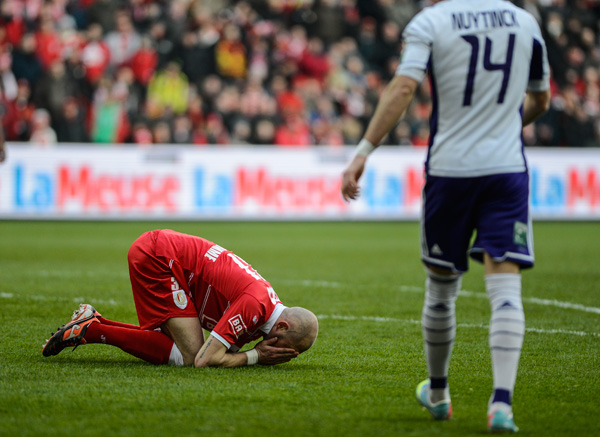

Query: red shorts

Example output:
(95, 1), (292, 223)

(128, 231), (198, 330)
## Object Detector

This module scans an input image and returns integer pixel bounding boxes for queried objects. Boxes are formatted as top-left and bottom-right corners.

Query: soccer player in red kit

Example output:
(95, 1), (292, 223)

(42, 230), (319, 368)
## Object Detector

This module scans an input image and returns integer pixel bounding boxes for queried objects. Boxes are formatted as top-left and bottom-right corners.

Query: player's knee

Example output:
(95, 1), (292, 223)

(485, 274), (523, 312)
(173, 339), (202, 366)
(426, 267), (462, 302)
(426, 267), (461, 283)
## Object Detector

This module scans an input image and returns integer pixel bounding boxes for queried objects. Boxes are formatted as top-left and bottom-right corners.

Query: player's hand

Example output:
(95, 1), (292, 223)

(341, 155), (367, 202)
(255, 337), (299, 365)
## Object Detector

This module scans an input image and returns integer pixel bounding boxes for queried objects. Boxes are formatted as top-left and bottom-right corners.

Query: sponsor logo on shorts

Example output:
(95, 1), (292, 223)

(228, 314), (247, 338)
(172, 289), (188, 309)
(514, 221), (528, 246)
(431, 243), (443, 256)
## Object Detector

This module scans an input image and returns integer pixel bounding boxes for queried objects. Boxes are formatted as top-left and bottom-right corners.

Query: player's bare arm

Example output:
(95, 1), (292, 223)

(363, 75), (419, 146)
(194, 334), (298, 368)
(342, 75), (419, 202)
(522, 89), (551, 126)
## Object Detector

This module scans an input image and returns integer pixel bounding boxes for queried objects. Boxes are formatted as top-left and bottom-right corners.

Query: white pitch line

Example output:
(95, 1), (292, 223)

(0, 292), (596, 338)
(277, 279), (600, 315)
(524, 297), (600, 315)
(317, 314), (600, 338)
(458, 290), (600, 315)
(0, 292), (120, 307)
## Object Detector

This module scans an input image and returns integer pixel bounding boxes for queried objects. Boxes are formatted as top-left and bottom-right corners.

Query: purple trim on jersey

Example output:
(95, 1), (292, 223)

(421, 172), (534, 273)
(425, 56), (438, 174)
(519, 104), (528, 172)
(529, 39), (544, 81)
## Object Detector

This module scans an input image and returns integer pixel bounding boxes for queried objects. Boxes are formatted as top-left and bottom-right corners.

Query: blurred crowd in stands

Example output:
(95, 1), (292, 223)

(0, 0), (599, 147)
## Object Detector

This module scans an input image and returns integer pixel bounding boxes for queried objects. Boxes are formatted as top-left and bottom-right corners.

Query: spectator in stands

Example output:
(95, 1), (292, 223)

(33, 60), (80, 129)
(274, 113), (311, 147)
(115, 65), (144, 121)
(11, 33), (43, 90)
(132, 122), (153, 145)
(152, 120), (172, 144)
(252, 118), (276, 145)
(147, 61), (189, 117)
(4, 79), (35, 141)
(105, 9), (141, 69)
(172, 115), (193, 144)
(311, 0), (352, 46)
(90, 77), (130, 143)
(299, 37), (330, 84)
(56, 97), (89, 143)
(87, 0), (120, 34)
(230, 118), (252, 145)
(0, 0), (26, 49)
(148, 20), (176, 70)
(178, 29), (216, 87)
(81, 23), (110, 86)
(34, 17), (62, 71)
(29, 108), (57, 145)
(203, 113), (230, 145)
(215, 23), (248, 81)
(2, 0), (599, 148)
(130, 35), (158, 86)
(0, 51), (18, 101)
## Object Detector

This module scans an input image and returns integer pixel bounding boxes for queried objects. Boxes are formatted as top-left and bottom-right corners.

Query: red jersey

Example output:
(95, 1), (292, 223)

(151, 230), (283, 350)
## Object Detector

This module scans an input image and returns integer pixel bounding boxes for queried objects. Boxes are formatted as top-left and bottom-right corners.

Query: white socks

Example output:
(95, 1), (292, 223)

(422, 270), (461, 402)
(168, 343), (184, 366)
(486, 273), (525, 402)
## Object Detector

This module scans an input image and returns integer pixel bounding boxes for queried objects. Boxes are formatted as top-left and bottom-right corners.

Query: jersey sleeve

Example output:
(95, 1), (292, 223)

(210, 294), (265, 349)
(395, 9), (434, 83)
(527, 16), (550, 92)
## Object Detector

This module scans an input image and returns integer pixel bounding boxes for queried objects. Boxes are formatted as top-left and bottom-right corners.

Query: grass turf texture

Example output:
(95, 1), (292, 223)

(0, 221), (598, 437)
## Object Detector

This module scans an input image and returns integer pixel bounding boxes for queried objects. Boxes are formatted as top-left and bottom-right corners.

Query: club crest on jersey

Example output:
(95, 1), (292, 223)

(228, 314), (247, 338)
(172, 289), (188, 309)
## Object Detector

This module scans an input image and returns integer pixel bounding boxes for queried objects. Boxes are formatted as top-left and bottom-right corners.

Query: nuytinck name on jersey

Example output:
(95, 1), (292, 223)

(452, 10), (519, 31)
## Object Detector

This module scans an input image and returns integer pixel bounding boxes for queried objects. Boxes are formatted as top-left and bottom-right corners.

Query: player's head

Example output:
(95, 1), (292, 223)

(266, 307), (319, 353)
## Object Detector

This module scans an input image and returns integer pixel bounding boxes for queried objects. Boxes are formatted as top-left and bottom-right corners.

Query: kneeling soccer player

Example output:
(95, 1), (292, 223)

(43, 229), (319, 368)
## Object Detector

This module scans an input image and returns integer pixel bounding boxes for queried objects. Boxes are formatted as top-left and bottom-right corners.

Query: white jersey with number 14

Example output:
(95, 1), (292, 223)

(397, 0), (550, 177)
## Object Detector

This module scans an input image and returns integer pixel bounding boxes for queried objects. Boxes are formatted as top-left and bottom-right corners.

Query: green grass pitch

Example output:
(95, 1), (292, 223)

(1, 221), (598, 436)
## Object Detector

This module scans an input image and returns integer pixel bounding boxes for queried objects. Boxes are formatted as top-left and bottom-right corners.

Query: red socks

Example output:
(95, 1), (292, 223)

(96, 315), (141, 330)
(84, 320), (174, 365)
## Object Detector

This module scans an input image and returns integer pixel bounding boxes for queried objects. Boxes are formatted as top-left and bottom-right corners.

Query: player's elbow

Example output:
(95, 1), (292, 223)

(390, 75), (418, 100)
(394, 76), (419, 99)
(194, 355), (219, 368)
(396, 82), (418, 100)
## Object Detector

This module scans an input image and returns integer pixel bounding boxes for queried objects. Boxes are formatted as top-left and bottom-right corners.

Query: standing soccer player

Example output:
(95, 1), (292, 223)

(341, 0), (550, 433)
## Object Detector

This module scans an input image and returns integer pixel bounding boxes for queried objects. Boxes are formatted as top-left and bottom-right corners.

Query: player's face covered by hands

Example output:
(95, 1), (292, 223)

(255, 337), (299, 365)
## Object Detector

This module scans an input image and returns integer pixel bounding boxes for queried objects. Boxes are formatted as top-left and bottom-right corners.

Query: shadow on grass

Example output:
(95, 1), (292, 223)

(37, 356), (325, 371)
